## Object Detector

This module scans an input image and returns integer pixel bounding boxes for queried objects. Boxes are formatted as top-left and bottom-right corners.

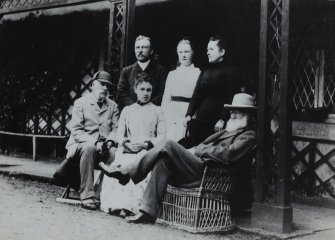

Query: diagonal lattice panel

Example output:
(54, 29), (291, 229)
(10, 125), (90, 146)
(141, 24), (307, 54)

(0, 0), (53, 10)
(292, 138), (335, 199)
(1, 0), (129, 138)
(25, 61), (98, 136)
(291, 13), (335, 114)
(292, 37), (318, 109)
(108, 1), (126, 98)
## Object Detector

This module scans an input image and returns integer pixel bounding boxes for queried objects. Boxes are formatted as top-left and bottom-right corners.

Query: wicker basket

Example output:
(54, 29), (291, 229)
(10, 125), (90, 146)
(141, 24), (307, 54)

(157, 166), (235, 233)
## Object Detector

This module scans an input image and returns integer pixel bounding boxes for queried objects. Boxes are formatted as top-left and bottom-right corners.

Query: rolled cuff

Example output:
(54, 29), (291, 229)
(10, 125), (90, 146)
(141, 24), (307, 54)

(144, 140), (154, 150)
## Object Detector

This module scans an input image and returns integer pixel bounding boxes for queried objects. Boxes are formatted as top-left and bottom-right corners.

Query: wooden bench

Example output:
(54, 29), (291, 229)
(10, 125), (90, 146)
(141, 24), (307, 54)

(0, 130), (66, 161)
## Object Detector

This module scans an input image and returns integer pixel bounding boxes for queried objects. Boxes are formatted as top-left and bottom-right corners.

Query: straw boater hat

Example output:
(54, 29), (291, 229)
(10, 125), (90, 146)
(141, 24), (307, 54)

(224, 93), (257, 110)
(92, 71), (112, 86)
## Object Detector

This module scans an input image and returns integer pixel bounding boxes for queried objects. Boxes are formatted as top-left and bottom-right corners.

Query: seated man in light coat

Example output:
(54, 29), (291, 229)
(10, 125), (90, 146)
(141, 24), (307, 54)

(100, 93), (257, 223)
(65, 71), (119, 210)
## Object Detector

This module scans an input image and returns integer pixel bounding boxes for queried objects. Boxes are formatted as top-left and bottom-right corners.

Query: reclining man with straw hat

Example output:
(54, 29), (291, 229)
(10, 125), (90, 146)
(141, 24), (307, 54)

(99, 93), (257, 223)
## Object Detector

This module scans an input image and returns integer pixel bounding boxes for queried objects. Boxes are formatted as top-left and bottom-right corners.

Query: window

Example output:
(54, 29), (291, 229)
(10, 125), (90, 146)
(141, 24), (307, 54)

(292, 16), (335, 120)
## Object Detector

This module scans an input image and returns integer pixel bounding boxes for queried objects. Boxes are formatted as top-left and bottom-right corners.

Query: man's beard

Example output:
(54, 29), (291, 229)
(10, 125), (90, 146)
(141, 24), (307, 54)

(137, 57), (150, 63)
(225, 117), (248, 133)
(97, 92), (107, 102)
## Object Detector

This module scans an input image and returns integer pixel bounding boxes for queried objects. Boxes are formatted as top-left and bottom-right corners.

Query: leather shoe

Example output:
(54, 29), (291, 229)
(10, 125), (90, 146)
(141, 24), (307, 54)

(125, 211), (155, 224)
(119, 209), (135, 218)
(81, 198), (99, 211)
(99, 162), (130, 185)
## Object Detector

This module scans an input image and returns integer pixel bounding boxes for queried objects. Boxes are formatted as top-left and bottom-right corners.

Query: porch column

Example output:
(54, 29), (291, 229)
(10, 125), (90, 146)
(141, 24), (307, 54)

(125, 0), (135, 66)
(106, 0), (135, 97)
(106, 0), (135, 70)
(251, 0), (293, 234)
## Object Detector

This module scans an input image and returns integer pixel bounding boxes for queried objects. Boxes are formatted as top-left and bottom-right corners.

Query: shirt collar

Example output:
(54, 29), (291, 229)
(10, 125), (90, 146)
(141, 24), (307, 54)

(178, 64), (195, 72)
(136, 100), (150, 106)
(91, 93), (107, 105)
(179, 63), (194, 69)
(137, 60), (151, 71)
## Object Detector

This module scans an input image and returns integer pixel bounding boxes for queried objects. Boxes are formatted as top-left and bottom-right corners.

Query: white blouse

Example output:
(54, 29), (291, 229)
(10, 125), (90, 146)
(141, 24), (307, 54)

(161, 64), (201, 106)
(116, 102), (166, 146)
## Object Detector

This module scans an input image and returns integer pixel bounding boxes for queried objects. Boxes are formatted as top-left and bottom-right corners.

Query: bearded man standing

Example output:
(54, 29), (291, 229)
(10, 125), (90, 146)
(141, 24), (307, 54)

(100, 93), (257, 223)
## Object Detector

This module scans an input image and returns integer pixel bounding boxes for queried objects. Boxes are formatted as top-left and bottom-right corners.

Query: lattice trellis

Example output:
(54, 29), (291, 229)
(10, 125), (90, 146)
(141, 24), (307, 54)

(0, 0), (131, 136)
(292, 38), (318, 109)
(0, 0), (130, 136)
(108, 1), (126, 99)
(25, 62), (97, 136)
(292, 137), (335, 199)
(0, 0), (53, 10)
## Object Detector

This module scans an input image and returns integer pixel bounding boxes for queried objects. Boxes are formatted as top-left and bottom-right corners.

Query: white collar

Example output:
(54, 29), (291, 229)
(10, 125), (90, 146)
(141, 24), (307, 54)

(137, 60), (151, 70)
(90, 92), (107, 104)
(178, 63), (195, 70)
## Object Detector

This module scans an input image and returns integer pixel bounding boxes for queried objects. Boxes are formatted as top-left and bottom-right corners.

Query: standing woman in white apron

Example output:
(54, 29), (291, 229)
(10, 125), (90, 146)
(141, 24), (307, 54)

(161, 37), (201, 141)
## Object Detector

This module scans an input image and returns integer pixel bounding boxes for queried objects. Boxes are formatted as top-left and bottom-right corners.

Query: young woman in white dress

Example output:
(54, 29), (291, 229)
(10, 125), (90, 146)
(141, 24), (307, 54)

(161, 38), (201, 141)
(100, 73), (165, 217)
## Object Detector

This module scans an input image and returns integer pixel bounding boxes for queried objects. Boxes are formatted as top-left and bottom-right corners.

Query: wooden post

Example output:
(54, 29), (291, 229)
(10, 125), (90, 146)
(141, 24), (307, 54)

(254, 0), (268, 203)
(34, 113), (39, 134)
(61, 110), (66, 136)
(252, 0), (293, 233)
(52, 141), (57, 159)
(307, 141), (316, 196)
(119, 0), (127, 69)
(125, 0), (135, 66)
(317, 50), (325, 108)
(106, 1), (115, 73)
(47, 111), (52, 135)
(276, 0), (292, 208)
(32, 136), (37, 161)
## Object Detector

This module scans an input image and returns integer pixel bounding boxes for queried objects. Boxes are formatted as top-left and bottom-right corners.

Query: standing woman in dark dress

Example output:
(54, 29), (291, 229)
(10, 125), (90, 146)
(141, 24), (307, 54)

(184, 36), (241, 146)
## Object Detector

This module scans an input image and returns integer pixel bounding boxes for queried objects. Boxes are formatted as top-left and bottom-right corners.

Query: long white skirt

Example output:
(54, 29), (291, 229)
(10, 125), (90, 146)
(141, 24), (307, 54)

(163, 101), (189, 141)
(100, 147), (150, 214)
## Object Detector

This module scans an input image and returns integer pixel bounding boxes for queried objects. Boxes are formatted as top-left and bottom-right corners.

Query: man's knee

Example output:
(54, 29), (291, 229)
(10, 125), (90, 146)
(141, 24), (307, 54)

(163, 140), (188, 156)
(149, 140), (177, 154)
(108, 146), (117, 156)
(77, 142), (96, 161)
(157, 157), (173, 175)
(105, 147), (117, 164)
(79, 142), (96, 154)
(163, 140), (180, 150)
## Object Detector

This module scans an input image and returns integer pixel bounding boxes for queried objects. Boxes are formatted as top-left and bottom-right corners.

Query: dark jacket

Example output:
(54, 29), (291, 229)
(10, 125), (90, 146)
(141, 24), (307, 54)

(194, 128), (256, 209)
(116, 61), (168, 109)
(186, 62), (241, 125)
(195, 128), (256, 165)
